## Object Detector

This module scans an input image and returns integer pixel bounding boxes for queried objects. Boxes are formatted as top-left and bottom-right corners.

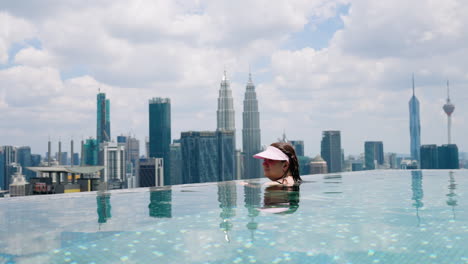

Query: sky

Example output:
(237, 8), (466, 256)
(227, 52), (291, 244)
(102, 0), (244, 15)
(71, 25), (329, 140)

(0, 0), (467, 157)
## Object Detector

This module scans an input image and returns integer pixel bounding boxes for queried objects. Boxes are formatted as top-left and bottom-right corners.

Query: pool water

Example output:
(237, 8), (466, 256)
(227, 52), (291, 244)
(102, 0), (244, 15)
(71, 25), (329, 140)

(0, 170), (467, 264)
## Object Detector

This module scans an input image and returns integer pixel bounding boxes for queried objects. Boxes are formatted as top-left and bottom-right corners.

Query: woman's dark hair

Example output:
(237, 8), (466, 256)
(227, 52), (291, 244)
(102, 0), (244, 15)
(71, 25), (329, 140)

(270, 142), (302, 183)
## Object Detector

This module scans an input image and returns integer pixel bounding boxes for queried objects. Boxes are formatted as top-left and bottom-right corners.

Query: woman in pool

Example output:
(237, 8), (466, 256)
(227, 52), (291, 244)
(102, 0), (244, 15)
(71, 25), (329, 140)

(253, 142), (302, 186)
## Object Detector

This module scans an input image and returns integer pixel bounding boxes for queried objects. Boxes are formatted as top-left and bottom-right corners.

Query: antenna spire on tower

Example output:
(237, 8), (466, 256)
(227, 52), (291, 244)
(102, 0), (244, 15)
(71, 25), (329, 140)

(412, 73), (415, 96)
(447, 80), (450, 101)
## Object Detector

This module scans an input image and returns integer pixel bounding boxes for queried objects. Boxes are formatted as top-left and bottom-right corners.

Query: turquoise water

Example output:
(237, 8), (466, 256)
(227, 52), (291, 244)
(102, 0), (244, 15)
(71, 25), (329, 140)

(0, 170), (467, 264)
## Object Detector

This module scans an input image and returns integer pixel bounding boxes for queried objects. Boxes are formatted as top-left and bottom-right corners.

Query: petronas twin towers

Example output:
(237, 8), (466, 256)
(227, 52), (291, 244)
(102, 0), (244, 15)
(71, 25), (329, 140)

(216, 70), (262, 179)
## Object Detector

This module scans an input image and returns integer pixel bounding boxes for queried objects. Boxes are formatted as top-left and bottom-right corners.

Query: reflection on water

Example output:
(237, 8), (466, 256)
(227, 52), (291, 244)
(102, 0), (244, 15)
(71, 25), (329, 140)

(96, 191), (112, 225)
(149, 187), (172, 218)
(217, 182), (236, 242)
(447, 171), (458, 220)
(323, 174), (343, 182)
(322, 174), (342, 194)
(244, 181), (261, 240)
(3, 170), (468, 264)
(261, 184), (300, 215)
(411, 170), (423, 226)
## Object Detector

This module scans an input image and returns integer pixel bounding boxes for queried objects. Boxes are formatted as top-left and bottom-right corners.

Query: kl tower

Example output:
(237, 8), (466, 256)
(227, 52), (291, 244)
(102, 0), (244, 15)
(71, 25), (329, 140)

(443, 80), (455, 144)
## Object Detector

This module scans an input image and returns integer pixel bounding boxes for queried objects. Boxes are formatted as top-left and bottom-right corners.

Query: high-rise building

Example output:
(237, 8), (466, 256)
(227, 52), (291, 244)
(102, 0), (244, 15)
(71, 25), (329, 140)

(443, 81), (455, 144)
(217, 130), (235, 182)
(242, 72), (262, 179)
(0, 149), (4, 191)
(56, 152), (68, 166)
(235, 150), (244, 180)
(0, 146), (16, 190)
(82, 138), (99, 166)
(438, 144), (459, 169)
(420, 144), (438, 169)
(320, 131), (342, 173)
(72, 153), (80, 166)
(289, 140), (304, 156)
(386, 153), (398, 169)
(31, 154), (41, 167)
(97, 92), (110, 166)
(145, 137), (149, 158)
(298, 156), (311, 175)
(117, 134), (140, 177)
(137, 158), (164, 187)
(216, 71), (236, 182)
(364, 141), (384, 170)
(181, 130), (234, 184)
(217, 70), (235, 131)
(16, 146), (33, 179)
(409, 75), (421, 164)
(181, 131), (219, 184)
(169, 142), (182, 185)
(103, 142), (126, 189)
(149, 98), (171, 185)
(97, 92), (111, 145)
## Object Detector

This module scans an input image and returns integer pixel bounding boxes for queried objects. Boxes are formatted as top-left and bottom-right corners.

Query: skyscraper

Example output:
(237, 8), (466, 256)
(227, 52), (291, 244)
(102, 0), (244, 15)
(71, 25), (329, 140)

(217, 130), (236, 182)
(103, 142), (126, 189)
(420, 144), (438, 169)
(137, 158), (164, 187)
(289, 140), (305, 156)
(31, 154), (41, 167)
(0, 146), (16, 190)
(217, 70), (235, 131)
(216, 71), (236, 181)
(82, 138), (99, 166)
(169, 141), (182, 185)
(320, 131), (342, 173)
(180, 130), (235, 184)
(409, 75), (421, 163)
(0, 149), (5, 190)
(443, 81), (455, 144)
(242, 72), (262, 179)
(72, 153), (79, 166)
(438, 144), (459, 169)
(149, 98), (171, 185)
(117, 134), (140, 177)
(364, 141), (384, 170)
(97, 92), (111, 145)
(16, 146), (32, 179)
(181, 131), (219, 184)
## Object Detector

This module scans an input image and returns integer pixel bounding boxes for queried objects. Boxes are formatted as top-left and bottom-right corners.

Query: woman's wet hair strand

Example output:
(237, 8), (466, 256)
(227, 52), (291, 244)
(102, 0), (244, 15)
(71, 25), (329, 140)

(270, 142), (302, 183)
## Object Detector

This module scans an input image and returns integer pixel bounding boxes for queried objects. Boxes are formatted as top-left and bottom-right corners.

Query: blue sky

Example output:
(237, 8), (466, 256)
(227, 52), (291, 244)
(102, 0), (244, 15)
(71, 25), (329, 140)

(0, 0), (467, 157)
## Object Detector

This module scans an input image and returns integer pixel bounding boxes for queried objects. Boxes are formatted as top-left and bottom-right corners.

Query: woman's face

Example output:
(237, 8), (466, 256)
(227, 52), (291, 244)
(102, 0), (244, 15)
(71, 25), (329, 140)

(262, 159), (288, 181)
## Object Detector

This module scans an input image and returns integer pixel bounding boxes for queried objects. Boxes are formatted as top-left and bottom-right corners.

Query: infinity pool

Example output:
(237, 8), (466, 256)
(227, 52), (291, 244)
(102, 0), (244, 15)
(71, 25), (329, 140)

(0, 170), (467, 264)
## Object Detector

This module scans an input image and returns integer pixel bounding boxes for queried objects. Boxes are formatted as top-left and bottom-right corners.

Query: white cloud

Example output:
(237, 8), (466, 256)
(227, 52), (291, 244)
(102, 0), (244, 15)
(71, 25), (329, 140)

(0, 12), (36, 64)
(13, 47), (57, 67)
(0, 0), (467, 157)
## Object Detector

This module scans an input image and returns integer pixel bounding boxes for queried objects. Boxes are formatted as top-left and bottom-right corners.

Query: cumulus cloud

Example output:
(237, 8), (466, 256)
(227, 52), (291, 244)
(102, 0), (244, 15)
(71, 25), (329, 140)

(0, 0), (466, 156)
(0, 12), (36, 64)
(13, 47), (57, 67)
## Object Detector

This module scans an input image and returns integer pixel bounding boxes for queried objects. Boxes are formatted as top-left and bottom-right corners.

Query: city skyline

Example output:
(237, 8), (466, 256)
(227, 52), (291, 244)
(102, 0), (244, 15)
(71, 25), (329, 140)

(0, 75), (464, 158)
(0, 1), (467, 156)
